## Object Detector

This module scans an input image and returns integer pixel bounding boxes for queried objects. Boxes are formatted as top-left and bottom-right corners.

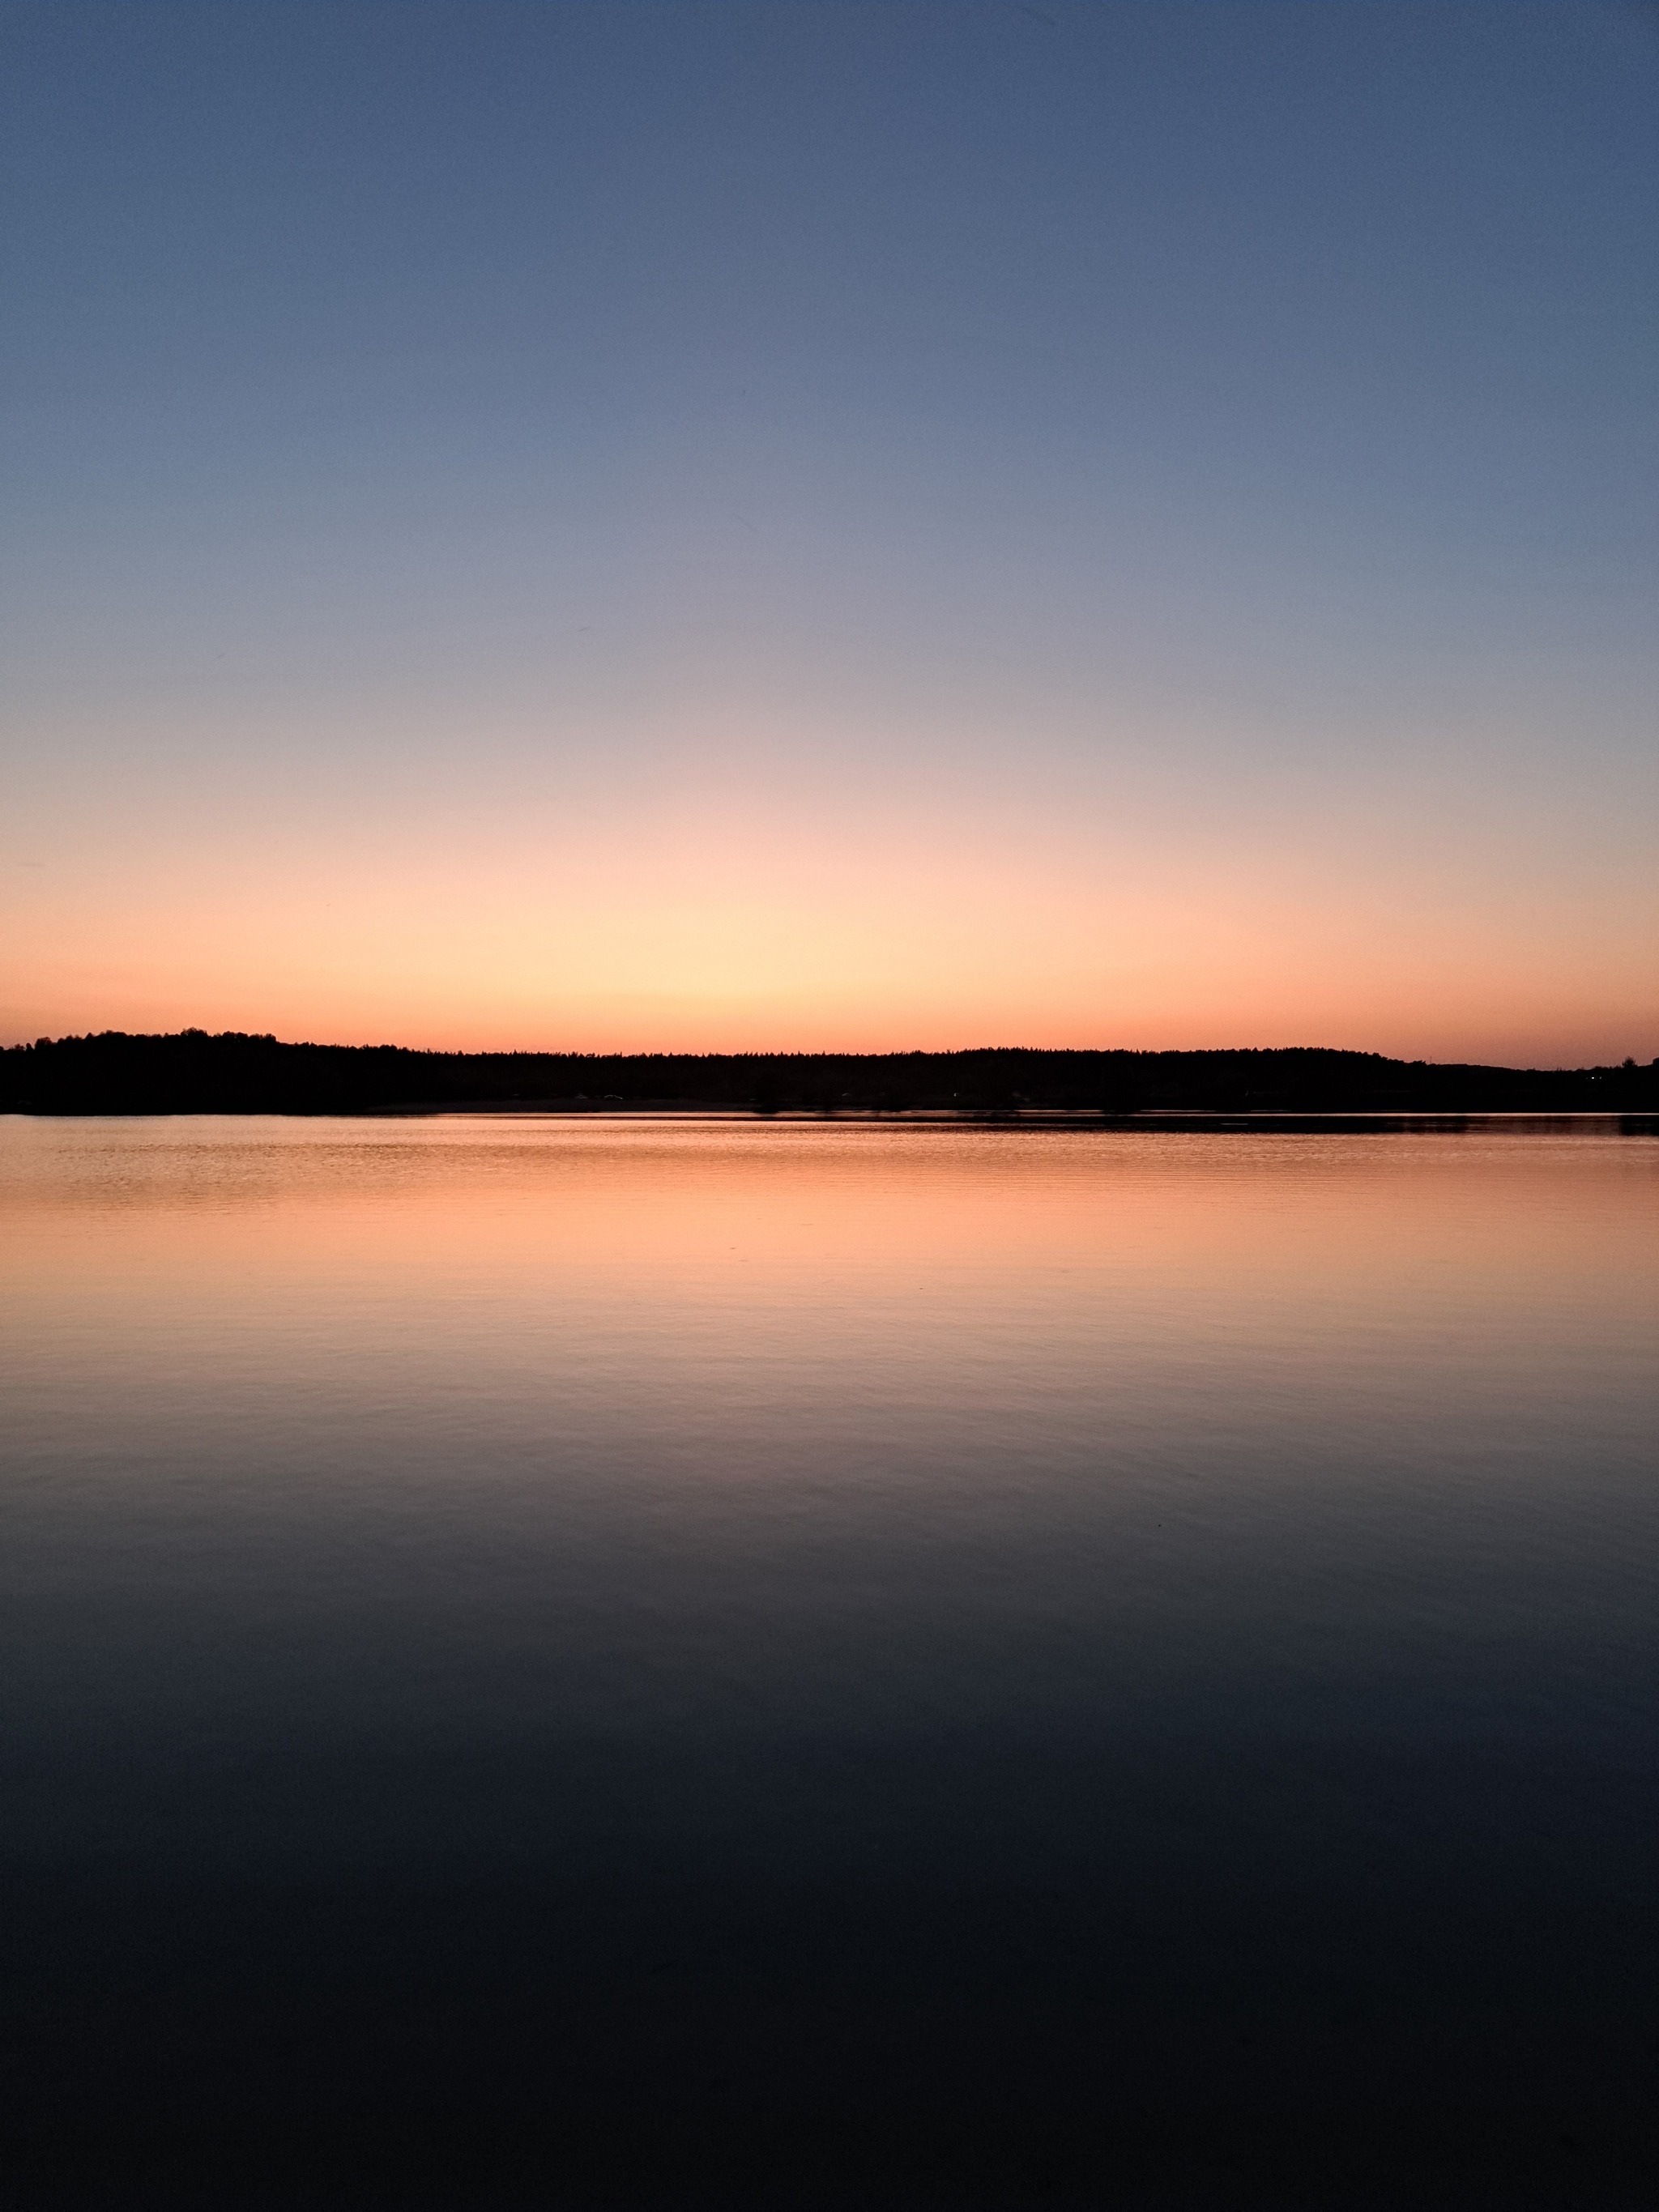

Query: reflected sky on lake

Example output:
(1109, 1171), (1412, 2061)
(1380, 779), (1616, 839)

(2, 1117), (1656, 2201)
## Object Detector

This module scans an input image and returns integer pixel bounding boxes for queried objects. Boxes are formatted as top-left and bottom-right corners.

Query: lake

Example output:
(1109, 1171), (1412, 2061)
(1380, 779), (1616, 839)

(2, 1115), (1655, 2206)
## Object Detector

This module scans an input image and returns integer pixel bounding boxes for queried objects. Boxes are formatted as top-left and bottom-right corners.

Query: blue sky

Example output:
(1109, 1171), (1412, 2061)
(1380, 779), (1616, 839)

(4, 2), (1655, 1058)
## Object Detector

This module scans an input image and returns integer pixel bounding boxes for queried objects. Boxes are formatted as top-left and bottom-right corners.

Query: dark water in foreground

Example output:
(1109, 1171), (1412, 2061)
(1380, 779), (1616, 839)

(2, 1117), (1656, 2207)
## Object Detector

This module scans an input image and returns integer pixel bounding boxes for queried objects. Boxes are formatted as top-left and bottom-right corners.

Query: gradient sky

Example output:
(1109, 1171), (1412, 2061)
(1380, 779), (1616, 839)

(4, 0), (1655, 1062)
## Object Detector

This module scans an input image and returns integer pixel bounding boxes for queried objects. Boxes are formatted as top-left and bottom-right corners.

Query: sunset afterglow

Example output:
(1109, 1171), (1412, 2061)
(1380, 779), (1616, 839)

(5, 4), (1654, 1063)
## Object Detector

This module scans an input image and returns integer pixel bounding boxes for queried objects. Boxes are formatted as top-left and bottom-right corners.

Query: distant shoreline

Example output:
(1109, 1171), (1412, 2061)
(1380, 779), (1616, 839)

(3, 1031), (1653, 1119)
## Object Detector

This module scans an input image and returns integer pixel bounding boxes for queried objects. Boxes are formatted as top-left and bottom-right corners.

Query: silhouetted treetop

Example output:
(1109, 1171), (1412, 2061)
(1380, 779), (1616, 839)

(2, 1030), (1654, 1116)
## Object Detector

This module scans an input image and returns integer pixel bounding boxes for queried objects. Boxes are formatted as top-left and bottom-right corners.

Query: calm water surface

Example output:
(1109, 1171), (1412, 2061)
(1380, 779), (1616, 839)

(3, 1117), (1656, 2206)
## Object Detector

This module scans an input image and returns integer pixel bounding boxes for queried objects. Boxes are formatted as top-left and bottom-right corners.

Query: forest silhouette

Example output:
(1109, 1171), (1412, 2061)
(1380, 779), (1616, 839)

(4, 1030), (1653, 1118)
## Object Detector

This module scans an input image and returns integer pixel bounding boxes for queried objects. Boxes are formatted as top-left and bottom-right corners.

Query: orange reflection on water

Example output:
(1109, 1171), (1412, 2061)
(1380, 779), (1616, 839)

(6, 1119), (1654, 1482)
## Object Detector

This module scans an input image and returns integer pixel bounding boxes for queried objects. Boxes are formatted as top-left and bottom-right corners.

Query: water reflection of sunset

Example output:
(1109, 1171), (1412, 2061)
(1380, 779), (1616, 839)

(8, 1122), (1653, 1514)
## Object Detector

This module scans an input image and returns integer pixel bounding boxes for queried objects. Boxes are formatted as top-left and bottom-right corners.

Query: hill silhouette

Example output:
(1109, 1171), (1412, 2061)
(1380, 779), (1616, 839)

(2, 1030), (1654, 1117)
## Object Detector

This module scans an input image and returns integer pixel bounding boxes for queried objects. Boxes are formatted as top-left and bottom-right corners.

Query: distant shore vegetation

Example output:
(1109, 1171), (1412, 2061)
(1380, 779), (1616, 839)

(2, 1031), (1654, 1117)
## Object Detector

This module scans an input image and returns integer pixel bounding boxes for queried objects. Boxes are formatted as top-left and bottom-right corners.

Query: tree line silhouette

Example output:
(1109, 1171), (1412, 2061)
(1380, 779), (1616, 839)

(2, 1030), (1655, 1116)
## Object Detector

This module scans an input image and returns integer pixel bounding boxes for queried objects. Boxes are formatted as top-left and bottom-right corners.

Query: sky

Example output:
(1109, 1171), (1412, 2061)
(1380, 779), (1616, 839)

(3, 0), (1655, 1063)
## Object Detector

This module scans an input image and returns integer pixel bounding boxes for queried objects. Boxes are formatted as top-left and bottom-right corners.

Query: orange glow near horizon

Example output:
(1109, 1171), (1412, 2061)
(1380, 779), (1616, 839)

(4, 768), (1654, 1066)
(6, 6), (1657, 1080)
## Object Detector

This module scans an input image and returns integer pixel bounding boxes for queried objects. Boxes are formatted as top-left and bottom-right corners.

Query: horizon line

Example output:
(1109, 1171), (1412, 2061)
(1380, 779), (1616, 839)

(7, 1029), (1653, 1077)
